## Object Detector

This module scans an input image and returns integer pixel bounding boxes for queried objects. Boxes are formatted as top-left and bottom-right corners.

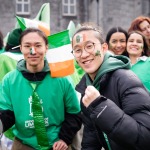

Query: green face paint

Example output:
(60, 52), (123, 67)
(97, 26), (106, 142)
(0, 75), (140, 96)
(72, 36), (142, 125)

(30, 47), (35, 55)
(76, 35), (81, 43)
(141, 46), (143, 50)
(95, 50), (101, 56)
(30, 48), (32, 55)
(75, 34), (86, 43)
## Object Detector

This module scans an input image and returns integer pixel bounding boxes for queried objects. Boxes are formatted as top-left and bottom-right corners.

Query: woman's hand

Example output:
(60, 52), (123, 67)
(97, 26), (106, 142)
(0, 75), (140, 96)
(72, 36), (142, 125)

(82, 85), (100, 107)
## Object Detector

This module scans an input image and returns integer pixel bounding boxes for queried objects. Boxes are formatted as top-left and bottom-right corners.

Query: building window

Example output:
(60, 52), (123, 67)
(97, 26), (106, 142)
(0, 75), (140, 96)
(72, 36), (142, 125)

(62, 0), (76, 16)
(142, 0), (150, 15)
(16, 0), (30, 15)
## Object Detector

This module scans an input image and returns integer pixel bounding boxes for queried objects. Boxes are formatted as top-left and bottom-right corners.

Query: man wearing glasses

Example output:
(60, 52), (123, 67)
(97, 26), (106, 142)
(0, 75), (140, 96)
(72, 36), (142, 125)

(71, 23), (150, 150)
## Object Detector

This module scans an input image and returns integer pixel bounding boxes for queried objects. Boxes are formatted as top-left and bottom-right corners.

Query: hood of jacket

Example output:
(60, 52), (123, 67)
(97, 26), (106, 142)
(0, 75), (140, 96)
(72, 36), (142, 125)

(85, 51), (131, 90)
(17, 59), (50, 81)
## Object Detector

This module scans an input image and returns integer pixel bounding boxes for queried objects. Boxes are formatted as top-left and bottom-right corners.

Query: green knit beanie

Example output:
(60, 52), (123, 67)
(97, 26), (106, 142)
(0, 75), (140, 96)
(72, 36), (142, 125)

(7, 28), (22, 47)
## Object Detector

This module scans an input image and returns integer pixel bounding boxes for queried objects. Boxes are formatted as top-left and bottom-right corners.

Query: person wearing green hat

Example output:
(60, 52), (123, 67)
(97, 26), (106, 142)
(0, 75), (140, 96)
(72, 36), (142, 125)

(0, 28), (23, 81)
(0, 28), (23, 150)
(5, 28), (22, 52)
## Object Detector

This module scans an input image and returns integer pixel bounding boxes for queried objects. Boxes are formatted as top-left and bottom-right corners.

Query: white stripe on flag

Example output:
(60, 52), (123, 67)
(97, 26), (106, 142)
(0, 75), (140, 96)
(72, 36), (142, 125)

(46, 44), (74, 63)
(25, 19), (38, 28)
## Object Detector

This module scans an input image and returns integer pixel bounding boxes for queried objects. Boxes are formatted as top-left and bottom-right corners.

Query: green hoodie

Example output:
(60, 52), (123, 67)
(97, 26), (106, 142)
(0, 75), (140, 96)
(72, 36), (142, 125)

(0, 59), (80, 149)
(86, 52), (131, 90)
(17, 59), (50, 73)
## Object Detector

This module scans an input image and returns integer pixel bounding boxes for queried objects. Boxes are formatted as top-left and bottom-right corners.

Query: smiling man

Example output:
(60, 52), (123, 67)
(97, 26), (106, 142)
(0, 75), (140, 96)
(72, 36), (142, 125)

(71, 23), (150, 150)
(0, 28), (82, 150)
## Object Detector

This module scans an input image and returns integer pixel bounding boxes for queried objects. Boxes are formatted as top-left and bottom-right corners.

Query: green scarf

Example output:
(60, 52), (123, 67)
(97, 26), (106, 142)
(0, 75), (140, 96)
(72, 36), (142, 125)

(31, 83), (49, 150)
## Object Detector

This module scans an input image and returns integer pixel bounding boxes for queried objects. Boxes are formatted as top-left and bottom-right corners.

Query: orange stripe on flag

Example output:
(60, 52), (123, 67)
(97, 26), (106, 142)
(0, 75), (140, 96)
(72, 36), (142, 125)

(39, 24), (50, 36)
(49, 59), (75, 77)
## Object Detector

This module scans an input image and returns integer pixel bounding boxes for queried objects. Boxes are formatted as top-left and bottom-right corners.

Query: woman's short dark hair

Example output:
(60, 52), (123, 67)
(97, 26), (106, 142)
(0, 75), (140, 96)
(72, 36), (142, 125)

(106, 27), (128, 44)
(19, 28), (48, 45)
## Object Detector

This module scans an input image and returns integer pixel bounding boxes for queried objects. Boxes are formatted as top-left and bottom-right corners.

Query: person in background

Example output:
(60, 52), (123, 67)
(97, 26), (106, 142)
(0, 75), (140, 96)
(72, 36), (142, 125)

(5, 28), (23, 53)
(106, 27), (128, 55)
(128, 16), (150, 55)
(0, 30), (4, 54)
(126, 30), (150, 92)
(0, 28), (23, 81)
(71, 23), (150, 150)
(0, 28), (82, 150)
(0, 28), (23, 150)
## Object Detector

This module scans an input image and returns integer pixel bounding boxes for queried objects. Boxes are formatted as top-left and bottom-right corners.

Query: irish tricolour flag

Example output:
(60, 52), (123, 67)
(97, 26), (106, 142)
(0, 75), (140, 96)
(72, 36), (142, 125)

(34, 3), (50, 26)
(16, 16), (50, 36)
(46, 30), (74, 77)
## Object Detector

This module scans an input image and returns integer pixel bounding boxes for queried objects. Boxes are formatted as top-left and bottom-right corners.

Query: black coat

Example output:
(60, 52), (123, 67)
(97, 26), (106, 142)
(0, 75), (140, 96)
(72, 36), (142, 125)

(76, 69), (150, 150)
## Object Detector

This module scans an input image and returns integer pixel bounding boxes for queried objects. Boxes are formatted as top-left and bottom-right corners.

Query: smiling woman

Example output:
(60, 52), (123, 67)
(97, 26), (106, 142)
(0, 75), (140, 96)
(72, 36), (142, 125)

(106, 27), (128, 55)
(128, 16), (150, 55)
(126, 30), (150, 92)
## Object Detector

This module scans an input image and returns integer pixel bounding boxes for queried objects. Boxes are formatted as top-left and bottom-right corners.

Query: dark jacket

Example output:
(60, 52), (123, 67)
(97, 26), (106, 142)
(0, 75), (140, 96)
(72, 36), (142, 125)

(76, 69), (150, 150)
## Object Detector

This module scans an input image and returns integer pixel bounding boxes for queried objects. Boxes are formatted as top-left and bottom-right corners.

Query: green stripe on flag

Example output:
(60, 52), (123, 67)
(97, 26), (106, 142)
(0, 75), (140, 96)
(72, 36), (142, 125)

(48, 30), (70, 49)
(16, 16), (26, 31)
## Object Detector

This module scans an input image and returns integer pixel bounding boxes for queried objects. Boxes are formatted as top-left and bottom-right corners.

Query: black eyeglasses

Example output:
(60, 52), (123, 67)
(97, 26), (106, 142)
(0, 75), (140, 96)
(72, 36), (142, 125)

(72, 42), (101, 58)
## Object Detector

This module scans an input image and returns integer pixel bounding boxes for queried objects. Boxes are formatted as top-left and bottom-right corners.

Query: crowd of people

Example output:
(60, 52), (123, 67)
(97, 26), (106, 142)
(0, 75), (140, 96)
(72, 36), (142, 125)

(106, 16), (150, 93)
(0, 14), (150, 150)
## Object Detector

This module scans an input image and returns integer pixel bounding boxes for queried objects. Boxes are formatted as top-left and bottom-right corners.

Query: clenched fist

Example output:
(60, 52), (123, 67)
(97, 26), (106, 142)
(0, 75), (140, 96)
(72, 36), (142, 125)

(82, 85), (100, 107)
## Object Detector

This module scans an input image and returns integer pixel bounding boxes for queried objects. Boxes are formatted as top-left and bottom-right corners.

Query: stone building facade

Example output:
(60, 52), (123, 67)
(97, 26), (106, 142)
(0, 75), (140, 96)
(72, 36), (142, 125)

(0, 0), (149, 38)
